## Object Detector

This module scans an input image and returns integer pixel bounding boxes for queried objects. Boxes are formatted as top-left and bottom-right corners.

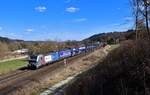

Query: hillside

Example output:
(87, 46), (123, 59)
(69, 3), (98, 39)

(0, 36), (24, 43)
(0, 36), (80, 58)
(0, 30), (135, 55)
(83, 30), (135, 44)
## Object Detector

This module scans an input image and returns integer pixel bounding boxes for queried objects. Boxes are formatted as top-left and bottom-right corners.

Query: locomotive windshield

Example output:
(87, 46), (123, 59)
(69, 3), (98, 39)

(30, 55), (37, 60)
(29, 55), (37, 63)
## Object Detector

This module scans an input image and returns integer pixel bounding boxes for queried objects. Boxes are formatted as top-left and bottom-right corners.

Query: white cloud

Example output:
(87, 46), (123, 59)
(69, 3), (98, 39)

(124, 16), (133, 21)
(26, 28), (34, 32)
(74, 18), (87, 22)
(111, 22), (132, 27)
(41, 25), (47, 29)
(9, 33), (17, 37)
(112, 23), (121, 26)
(117, 8), (121, 10)
(66, 6), (79, 13)
(35, 6), (47, 12)
(0, 27), (3, 31)
(65, 0), (71, 3)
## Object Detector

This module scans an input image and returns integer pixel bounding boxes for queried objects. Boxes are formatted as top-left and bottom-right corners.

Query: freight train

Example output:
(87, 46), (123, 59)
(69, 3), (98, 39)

(28, 43), (104, 69)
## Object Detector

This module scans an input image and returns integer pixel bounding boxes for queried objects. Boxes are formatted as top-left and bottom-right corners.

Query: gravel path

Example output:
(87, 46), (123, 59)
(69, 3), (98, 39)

(0, 56), (28, 63)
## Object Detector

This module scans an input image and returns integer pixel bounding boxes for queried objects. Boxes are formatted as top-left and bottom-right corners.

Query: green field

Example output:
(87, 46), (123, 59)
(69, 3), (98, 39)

(0, 58), (27, 75)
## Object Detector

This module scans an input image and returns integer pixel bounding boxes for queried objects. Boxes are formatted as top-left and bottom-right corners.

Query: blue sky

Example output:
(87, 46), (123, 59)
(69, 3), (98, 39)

(0, 0), (133, 41)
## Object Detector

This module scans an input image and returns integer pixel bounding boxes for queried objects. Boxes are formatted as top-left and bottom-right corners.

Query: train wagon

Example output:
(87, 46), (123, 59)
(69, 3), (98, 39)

(59, 49), (72, 59)
(71, 48), (79, 56)
(87, 45), (97, 51)
(28, 42), (102, 69)
(49, 52), (59, 62)
(44, 55), (52, 64)
(78, 47), (86, 53)
(44, 52), (59, 64)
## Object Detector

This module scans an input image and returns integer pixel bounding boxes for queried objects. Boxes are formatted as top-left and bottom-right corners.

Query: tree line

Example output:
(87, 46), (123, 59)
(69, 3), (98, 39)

(0, 40), (81, 57)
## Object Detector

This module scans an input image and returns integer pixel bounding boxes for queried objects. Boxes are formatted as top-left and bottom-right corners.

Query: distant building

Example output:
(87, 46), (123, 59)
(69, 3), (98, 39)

(13, 49), (28, 54)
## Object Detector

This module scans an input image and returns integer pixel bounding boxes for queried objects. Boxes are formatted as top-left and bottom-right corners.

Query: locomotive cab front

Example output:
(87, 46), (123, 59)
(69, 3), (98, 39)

(28, 55), (38, 69)
(28, 55), (45, 69)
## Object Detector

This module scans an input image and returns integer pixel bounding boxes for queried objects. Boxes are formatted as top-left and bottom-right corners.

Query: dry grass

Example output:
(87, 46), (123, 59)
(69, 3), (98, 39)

(62, 40), (150, 95)
(33, 46), (113, 95)
(47, 48), (107, 85)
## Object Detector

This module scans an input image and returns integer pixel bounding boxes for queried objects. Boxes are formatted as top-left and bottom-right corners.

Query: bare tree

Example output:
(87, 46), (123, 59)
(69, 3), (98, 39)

(132, 0), (140, 39)
(131, 0), (150, 40)
(143, 0), (150, 39)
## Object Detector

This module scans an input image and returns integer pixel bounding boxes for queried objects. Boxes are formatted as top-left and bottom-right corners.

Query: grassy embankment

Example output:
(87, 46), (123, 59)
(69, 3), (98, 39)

(0, 58), (27, 75)
(62, 40), (150, 95)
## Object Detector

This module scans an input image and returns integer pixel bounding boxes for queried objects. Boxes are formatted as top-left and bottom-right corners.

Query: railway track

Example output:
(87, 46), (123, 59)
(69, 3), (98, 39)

(0, 52), (88, 95)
